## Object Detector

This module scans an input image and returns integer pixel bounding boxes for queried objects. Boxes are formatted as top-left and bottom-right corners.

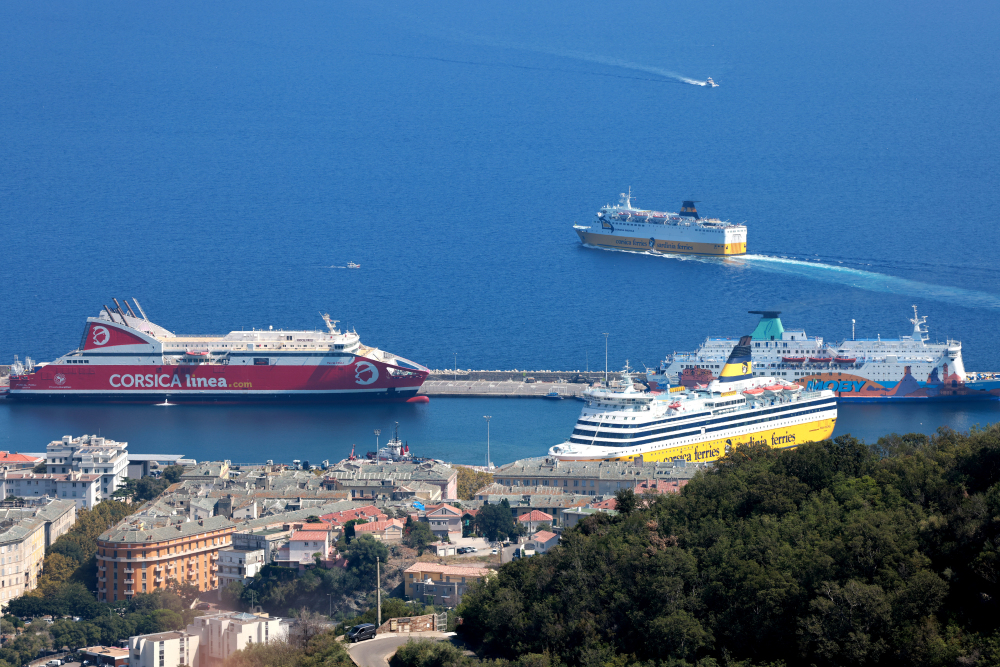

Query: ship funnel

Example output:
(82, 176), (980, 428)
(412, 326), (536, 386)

(718, 335), (753, 382)
(679, 201), (700, 220)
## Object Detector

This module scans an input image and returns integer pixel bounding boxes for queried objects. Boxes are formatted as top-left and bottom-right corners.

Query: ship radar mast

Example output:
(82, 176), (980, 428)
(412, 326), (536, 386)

(320, 313), (341, 335)
(909, 305), (928, 342)
(619, 187), (634, 210)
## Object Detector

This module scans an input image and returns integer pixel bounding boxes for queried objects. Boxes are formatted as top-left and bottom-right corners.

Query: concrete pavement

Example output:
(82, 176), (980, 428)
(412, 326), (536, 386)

(347, 632), (453, 667)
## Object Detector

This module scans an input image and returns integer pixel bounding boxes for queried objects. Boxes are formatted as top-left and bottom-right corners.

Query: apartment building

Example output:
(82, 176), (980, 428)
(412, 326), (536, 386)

(492, 458), (700, 496)
(186, 611), (291, 667)
(0, 499), (77, 609)
(129, 631), (200, 667)
(404, 563), (492, 608)
(322, 460), (458, 501)
(45, 434), (129, 501)
(96, 516), (235, 603)
(216, 547), (265, 590)
(1, 470), (103, 509)
(231, 527), (290, 565)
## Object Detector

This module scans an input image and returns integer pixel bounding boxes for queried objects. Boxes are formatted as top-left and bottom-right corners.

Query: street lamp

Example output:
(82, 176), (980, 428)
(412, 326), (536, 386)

(454, 353), (457, 379)
(374, 429), (381, 451)
(603, 333), (610, 384)
(483, 416), (492, 469)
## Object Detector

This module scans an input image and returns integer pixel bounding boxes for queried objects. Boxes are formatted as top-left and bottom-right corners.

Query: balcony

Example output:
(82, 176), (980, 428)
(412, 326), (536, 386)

(124, 579), (134, 584)
(154, 576), (164, 583)
(98, 587), (106, 593)
(124, 590), (133, 596)
(210, 565), (218, 572)
(124, 568), (135, 574)
(154, 565), (164, 571)
(98, 577), (107, 583)
(98, 566), (107, 572)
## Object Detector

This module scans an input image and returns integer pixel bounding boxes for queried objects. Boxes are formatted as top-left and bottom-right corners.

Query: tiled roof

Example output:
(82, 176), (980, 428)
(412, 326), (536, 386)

(100, 515), (234, 544)
(354, 519), (403, 532)
(531, 530), (558, 542)
(404, 562), (491, 577)
(517, 509), (553, 523)
(291, 530), (330, 541)
(589, 498), (617, 509)
(425, 504), (461, 516)
(0, 452), (42, 463)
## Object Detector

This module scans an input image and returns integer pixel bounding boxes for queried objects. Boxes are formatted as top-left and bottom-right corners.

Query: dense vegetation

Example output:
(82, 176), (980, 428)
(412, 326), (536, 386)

(33, 500), (133, 595)
(2, 589), (197, 664)
(112, 464), (185, 503)
(221, 534), (390, 616)
(475, 499), (524, 543)
(458, 429), (1000, 667)
(457, 467), (495, 500)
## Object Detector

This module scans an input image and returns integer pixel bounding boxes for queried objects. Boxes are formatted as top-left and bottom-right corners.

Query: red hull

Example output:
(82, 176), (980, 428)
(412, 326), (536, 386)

(9, 359), (427, 403)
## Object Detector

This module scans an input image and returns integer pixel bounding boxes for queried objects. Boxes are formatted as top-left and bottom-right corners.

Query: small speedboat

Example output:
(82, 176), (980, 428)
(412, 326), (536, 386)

(544, 390), (564, 400)
(705, 77), (719, 88)
(347, 262), (361, 269)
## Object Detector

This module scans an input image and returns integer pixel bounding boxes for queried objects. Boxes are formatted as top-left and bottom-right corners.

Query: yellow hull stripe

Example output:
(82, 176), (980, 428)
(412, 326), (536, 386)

(564, 418), (837, 464)
(577, 230), (747, 256)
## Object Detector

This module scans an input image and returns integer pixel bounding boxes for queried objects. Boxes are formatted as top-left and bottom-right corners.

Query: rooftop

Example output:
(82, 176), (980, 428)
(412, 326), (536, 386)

(517, 509), (553, 523)
(404, 562), (491, 577)
(100, 515), (235, 544)
(0, 452), (42, 463)
(291, 530), (330, 541)
(531, 530), (558, 542)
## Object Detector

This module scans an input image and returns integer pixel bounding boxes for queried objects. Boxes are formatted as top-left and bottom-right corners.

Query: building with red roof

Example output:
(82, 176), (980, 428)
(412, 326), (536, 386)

(353, 518), (404, 542)
(516, 509), (553, 533)
(0, 452), (43, 470)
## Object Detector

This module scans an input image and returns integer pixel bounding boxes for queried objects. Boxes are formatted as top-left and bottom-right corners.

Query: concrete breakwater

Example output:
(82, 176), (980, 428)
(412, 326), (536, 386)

(419, 370), (636, 398)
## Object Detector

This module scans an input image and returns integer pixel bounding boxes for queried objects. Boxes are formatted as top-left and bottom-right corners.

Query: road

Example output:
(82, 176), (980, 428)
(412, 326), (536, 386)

(347, 632), (452, 667)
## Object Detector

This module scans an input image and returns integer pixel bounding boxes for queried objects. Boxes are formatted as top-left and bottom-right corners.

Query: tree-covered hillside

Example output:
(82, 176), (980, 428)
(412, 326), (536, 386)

(458, 428), (1000, 667)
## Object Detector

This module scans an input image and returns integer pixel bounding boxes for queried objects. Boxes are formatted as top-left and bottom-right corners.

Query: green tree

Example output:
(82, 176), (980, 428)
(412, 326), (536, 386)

(341, 534), (389, 587)
(404, 519), (436, 553)
(474, 500), (515, 543)
(162, 465), (185, 483)
(454, 466), (494, 500)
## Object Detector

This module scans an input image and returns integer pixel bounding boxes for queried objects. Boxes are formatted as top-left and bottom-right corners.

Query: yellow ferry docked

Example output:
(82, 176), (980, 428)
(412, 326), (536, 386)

(548, 336), (836, 463)
(574, 189), (747, 256)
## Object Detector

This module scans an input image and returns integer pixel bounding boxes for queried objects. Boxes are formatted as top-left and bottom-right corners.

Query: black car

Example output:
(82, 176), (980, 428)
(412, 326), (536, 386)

(348, 623), (378, 642)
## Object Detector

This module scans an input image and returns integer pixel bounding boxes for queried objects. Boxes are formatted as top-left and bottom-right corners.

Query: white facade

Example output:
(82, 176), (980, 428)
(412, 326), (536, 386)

(130, 631), (200, 667)
(216, 547), (265, 590)
(1, 471), (102, 509)
(46, 434), (129, 500)
(186, 612), (290, 665)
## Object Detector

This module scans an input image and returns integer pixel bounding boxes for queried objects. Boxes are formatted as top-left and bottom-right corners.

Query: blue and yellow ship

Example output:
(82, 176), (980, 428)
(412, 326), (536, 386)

(574, 189), (747, 256)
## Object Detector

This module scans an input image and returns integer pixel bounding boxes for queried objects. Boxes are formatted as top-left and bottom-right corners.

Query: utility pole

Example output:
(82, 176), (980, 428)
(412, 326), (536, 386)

(603, 333), (610, 384)
(374, 429), (381, 451)
(454, 353), (457, 380)
(483, 416), (492, 469)
(376, 556), (382, 627)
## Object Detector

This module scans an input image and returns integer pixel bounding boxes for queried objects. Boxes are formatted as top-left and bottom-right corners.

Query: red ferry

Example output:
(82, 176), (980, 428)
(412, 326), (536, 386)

(8, 301), (430, 403)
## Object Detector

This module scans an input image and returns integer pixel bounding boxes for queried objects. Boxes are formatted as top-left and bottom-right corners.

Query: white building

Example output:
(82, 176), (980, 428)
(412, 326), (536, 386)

(186, 611), (290, 666)
(45, 434), (129, 500)
(1, 471), (102, 509)
(129, 630), (200, 667)
(275, 529), (332, 569)
(216, 547), (265, 591)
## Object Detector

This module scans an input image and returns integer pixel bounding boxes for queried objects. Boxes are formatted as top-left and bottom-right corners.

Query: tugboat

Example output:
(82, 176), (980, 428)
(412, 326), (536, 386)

(367, 422), (413, 462)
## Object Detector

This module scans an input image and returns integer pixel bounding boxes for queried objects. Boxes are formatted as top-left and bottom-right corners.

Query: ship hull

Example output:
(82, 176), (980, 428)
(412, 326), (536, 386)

(8, 359), (427, 403)
(576, 229), (746, 256)
(649, 375), (1000, 402)
(553, 417), (836, 463)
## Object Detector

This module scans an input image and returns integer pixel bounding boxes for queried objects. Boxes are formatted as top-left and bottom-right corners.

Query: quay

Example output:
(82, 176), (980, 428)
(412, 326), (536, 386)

(419, 370), (630, 399)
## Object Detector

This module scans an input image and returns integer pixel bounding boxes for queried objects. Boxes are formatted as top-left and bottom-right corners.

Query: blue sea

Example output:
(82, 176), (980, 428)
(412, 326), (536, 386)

(2, 0), (1000, 464)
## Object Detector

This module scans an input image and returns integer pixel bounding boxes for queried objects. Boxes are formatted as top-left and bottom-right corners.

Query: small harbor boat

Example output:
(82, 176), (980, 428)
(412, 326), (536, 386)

(544, 390), (564, 400)
(347, 262), (361, 269)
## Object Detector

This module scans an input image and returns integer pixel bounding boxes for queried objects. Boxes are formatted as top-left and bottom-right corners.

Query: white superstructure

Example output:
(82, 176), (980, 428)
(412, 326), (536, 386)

(550, 351), (837, 463)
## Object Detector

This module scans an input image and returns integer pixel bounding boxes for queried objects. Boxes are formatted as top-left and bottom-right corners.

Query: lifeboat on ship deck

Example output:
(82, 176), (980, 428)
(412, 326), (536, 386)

(809, 357), (833, 363)
(834, 357), (857, 364)
(782, 357), (805, 363)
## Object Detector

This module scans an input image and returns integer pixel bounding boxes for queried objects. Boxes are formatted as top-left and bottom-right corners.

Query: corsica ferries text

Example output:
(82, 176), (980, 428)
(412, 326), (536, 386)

(109, 373), (247, 389)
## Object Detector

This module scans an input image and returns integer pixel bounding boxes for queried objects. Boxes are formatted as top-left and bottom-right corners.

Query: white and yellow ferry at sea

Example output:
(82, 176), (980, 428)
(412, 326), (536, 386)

(574, 189), (747, 256)
(548, 336), (836, 463)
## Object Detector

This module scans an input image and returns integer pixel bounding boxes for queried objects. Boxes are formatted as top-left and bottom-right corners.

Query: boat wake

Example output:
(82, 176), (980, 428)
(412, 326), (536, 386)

(582, 244), (1000, 310)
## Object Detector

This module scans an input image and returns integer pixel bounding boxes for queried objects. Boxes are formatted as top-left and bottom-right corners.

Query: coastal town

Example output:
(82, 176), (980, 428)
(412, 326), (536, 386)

(0, 433), (703, 667)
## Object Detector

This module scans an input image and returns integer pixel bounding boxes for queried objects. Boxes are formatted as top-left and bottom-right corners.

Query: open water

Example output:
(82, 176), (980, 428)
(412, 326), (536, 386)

(2, 0), (999, 463)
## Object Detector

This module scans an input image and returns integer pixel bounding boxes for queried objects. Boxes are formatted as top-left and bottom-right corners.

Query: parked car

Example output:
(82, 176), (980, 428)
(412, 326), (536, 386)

(47, 660), (63, 667)
(490, 548), (498, 555)
(347, 623), (377, 643)
(196, 602), (212, 610)
(456, 547), (468, 554)
(467, 547), (477, 553)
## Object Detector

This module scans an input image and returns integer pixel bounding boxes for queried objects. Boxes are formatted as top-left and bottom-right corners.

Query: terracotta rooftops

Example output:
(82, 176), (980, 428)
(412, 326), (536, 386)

(0, 452), (42, 463)
(291, 530), (330, 541)
(531, 530), (558, 542)
(517, 509), (553, 523)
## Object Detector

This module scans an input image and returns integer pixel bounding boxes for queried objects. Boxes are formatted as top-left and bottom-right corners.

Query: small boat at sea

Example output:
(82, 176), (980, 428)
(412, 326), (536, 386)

(347, 262), (361, 269)
(544, 390), (564, 400)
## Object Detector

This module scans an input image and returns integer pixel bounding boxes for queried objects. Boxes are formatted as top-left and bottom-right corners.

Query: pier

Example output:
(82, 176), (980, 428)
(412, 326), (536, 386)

(418, 370), (631, 398)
